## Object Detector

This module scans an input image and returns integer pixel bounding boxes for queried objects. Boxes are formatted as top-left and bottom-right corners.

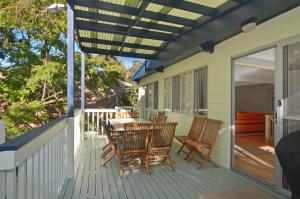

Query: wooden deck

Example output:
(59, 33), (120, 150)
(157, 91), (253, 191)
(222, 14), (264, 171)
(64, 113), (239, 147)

(59, 137), (284, 199)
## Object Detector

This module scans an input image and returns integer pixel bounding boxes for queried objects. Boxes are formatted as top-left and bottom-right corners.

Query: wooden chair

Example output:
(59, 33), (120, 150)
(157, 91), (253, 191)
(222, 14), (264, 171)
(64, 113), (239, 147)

(146, 122), (177, 174)
(185, 119), (223, 169)
(101, 122), (120, 166)
(149, 112), (158, 122)
(117, 123), (151, 177)
(175, 115), (207, 155)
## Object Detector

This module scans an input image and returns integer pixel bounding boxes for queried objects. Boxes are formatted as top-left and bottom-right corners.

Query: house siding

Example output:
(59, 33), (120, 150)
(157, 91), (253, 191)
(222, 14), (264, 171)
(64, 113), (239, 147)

(138, 7), (300, 168)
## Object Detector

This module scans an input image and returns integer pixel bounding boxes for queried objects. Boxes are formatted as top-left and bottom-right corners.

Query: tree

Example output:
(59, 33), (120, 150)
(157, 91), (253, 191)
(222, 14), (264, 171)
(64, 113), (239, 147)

(0, 0), (127, 139)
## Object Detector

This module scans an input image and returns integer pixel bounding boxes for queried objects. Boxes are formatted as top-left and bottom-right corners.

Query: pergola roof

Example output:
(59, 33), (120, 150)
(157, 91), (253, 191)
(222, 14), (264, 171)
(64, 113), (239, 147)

(67, 0), (300, 81)
(68, 0), (251, 59)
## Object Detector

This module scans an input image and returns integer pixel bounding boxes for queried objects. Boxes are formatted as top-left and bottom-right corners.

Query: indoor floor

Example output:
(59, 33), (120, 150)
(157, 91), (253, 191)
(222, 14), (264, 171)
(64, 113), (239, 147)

(234, 134), (275, 184)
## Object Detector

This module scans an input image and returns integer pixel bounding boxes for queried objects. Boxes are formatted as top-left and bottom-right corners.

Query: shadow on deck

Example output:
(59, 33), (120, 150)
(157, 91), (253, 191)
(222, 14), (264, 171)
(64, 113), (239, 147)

(59, 137), (283, 199)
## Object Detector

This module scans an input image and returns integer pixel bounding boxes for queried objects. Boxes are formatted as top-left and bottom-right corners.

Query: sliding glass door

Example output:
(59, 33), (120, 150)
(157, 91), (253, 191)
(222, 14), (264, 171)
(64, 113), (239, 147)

(275, 37), (300, 192)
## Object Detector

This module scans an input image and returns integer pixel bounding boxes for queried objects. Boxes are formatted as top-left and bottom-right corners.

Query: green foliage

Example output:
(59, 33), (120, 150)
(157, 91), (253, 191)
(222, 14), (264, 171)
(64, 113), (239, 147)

(3, 101), (49, 139)
(118, 87), (139, 106)
(0, 0), (129, 139)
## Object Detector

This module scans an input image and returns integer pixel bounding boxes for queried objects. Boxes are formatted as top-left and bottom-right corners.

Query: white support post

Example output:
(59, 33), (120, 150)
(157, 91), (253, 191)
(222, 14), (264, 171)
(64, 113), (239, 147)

(66, 3), (74, 179)
(81, 52), (85, 110)
(81, 52), (85, 136)
(0, 120), (5, 144)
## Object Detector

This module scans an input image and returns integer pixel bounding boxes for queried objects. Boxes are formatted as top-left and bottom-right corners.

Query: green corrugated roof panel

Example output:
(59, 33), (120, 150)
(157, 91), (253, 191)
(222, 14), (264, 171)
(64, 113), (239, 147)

(72, 0), (252, 58)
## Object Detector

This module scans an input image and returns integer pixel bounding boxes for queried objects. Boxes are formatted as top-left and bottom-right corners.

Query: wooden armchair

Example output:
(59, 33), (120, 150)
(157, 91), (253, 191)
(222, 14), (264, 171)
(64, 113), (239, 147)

(146, 122), (177, 174)
(175, 115), (207, 155)
(101, 122), (120, 166)
(117, 123), (151, 177)
(185, 119), (223, 169)
(149, 111), (165, 122)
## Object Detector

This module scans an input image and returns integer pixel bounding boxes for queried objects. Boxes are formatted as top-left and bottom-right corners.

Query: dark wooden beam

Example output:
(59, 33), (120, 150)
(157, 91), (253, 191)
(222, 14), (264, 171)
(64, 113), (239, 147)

(80, 37), (161, 51)
(75, 9), (183, 33)
(76, 19), (172, 41)
(144, 0), (217, 17)
(75, 0), (195, 27)
(81, 47), (156, 59)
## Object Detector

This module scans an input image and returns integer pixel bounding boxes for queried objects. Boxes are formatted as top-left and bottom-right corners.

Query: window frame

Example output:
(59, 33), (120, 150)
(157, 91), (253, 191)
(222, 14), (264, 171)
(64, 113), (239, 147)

(144, 81), (159, 111)
(163, 65), (208, 115)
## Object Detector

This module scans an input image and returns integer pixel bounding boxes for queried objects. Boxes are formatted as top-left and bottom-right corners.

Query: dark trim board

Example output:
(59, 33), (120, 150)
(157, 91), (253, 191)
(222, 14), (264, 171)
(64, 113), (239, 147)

(0, 117), (66, 152)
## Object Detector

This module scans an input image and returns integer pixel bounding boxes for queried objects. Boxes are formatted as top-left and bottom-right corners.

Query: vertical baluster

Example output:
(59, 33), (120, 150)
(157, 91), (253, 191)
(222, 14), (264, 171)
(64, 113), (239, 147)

(0, 171), (6, 198)
(18, 161), (27, 199)
(101, 112), (104, 135)
(54, 134), (58, 197)
(5, 168), (17, 199)
(106, 112), (109, 125)
(26, 156), (33, 199)
(33, 151), (39, 199)
(49, 138), (54, 199)
(39, 147), (44, 198)
(44, 142), (49, 199)
(87, 112), (90, 134)
(97, 112), (99, 135)
(92, 112), (95, 135)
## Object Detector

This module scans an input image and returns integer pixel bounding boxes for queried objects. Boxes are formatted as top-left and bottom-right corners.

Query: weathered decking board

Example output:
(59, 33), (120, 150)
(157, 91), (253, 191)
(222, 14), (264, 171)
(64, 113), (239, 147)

(59, 137), (284, 199)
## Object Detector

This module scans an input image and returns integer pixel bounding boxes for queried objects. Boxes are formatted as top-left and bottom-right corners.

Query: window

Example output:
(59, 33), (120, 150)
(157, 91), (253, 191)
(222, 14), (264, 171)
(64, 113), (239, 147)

(164, 78), (171, 110)
(181, 71), (193, 114)
(154, 81), (158, 109)
(145, 81), (158, 110)
(172, 75), (180, 112)
(194, 67), (208, 114)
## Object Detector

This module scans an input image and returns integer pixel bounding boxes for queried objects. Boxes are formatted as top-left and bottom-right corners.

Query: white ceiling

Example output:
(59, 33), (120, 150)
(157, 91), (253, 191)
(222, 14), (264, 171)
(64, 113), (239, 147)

(234, 48), (275, 86)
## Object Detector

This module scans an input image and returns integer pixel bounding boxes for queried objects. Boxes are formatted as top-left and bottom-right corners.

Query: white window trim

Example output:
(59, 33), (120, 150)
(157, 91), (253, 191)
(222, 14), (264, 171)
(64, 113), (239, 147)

(165, 65), (208, 115)
(164, 77), (172, 112)
(144, 81), (159, 111)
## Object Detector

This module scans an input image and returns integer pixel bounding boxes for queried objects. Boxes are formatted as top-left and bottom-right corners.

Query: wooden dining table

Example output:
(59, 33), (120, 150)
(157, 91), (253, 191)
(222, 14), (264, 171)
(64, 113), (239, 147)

(109, 118), (150, 132)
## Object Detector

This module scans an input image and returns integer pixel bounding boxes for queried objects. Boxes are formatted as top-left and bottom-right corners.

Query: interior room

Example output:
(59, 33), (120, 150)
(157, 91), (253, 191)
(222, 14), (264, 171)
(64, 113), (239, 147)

(233, 48), (275, 185)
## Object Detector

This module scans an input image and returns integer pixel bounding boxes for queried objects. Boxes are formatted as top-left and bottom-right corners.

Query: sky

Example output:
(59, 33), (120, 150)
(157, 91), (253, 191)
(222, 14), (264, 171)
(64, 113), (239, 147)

(117, 56), (145, 68)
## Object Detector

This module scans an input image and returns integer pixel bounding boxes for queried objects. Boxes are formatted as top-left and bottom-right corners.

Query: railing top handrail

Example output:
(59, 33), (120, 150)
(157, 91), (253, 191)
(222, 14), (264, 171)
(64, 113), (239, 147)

(0, 117), (66, 152)
(84, 108), (119, 113)
(115, 106), (139, 109)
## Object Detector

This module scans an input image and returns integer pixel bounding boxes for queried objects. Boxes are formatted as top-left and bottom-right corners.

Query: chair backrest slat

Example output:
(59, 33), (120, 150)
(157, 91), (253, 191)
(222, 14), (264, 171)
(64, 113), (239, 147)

(188, 116), (207, 141)
(150, 122), (177, 149)
(123, 123), (151, 151)
(199, 119), (222, 147)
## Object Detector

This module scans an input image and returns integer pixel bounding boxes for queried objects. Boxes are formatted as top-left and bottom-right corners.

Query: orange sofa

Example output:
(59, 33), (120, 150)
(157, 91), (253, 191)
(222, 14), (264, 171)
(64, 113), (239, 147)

(235, 112), (265, 133)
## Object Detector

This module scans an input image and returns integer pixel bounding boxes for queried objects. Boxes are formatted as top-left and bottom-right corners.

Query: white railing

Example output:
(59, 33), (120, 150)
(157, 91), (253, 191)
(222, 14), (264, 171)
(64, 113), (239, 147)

(84, 107), (139, 136)
(0, 116), (79, 199)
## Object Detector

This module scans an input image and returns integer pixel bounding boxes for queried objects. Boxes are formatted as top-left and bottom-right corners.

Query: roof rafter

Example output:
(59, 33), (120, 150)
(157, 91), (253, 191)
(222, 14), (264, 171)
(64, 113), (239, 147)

(76, 20), (172, 41)
(81, 47), (155, 59)
(119, 1), (151, 56)
(75, 9), (183, 34)
(75, 0), (195, 27)
(80, 37), (161, 51)
(143, 0), (218, 17)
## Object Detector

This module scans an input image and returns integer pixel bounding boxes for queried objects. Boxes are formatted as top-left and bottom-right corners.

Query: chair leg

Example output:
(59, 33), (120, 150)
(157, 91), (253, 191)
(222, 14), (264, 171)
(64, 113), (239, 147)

(168, 157), (176, 172)
(102, 151), (116, 166)
(145, 156), (151, 175)
(119, 167), (125, 178)
(101, 145), (112, 158)
(102, 143), (110, 150)
(185, 150), (196, 162)
(176, 144), (185, 155)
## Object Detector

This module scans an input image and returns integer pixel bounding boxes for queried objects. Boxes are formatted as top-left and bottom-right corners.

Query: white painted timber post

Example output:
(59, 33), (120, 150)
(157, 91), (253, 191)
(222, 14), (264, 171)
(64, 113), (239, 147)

(66, 3), (74, 179)
(0, 120), (5, 144)
(81, 52), (85, 136)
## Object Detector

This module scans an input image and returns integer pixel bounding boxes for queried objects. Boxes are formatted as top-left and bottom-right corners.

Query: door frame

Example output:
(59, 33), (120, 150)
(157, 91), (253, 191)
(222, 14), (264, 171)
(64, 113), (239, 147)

(230, 33), (300, 196)
(230, 45), (277, 187)
(274, 34), (300, 195)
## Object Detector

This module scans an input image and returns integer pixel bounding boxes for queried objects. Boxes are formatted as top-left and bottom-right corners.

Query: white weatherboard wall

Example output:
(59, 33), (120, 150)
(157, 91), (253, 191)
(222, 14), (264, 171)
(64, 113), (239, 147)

(138, 7), (300, 168)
